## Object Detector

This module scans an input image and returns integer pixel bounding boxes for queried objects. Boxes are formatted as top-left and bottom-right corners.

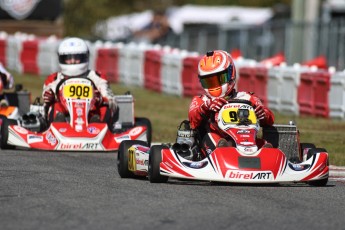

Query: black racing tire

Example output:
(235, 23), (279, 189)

(148, 145), (169, 183)
(0, 115), (5, 145)
(117, 140), (148, 178)
(308, 177), (328, 187)
(135, 117), (152, 146)
(0, 116), (17, 149)
(306, 148), (329, 186)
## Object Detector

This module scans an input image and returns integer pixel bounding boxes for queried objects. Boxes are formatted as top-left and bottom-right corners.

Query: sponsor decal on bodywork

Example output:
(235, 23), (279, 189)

(136, 145), (150, 153)
(183, 161), (208, 169)
(223, 104), (251, 109)
(45, 131), (57, 145)
(59, 128), (67, 133)
(27, 135), (43, 144)
(87, 126), (100, 134)
(114, 135), (131, 143)
(225, 170), (273, 181)
(237, 129), (251, 134)
(136, 159), (148, 166)
(129, 127), (143, 136)
(288, 163), (311, 171)
(14, 125), (28, 134)
(59, 143), (100, 150)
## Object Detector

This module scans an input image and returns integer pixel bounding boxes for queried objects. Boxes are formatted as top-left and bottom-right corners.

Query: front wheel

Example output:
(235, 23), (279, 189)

(117, 140), (149, 178)
(308, 178), (328, 187)
(148, 145), (168, 183)
(0, 116), (17, 149)
(306, 148), (329, 187)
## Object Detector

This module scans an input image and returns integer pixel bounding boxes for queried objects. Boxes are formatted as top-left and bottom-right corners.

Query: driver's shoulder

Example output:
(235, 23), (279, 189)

(87, 70), (107, 81)
(44, 72), (59, 84)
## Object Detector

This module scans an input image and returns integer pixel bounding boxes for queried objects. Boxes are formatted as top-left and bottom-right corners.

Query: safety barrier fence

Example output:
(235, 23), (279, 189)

(1, 32), (345, 119)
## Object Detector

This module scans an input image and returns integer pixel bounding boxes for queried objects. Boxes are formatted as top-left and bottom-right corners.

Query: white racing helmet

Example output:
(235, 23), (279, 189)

(58, 37), (89, 76)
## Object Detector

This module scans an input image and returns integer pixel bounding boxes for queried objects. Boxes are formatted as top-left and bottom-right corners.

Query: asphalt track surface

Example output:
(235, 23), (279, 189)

(1, 150), (345, 230)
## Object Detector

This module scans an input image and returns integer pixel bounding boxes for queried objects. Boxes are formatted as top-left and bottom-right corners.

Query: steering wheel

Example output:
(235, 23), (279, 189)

(226, 98), (253, 107)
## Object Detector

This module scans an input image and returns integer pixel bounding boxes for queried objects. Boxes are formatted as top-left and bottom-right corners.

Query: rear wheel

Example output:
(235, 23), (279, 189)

(307, 148), (328, 186)
(0, 116), (17, 149)
(148, 145), (168, 183)
(117, 140), (148, 178)
(135, 117), (152, 146)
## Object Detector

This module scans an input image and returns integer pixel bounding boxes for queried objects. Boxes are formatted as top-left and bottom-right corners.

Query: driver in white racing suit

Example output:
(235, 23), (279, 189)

(188, 50), (275, 157)
(0, 62), (14, 107)
(42, 37), (117, 126)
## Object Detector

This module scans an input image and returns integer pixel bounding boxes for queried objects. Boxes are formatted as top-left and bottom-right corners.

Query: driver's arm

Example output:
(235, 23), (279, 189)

(250, 95), (274, 126)
(89, 71), (117, 112)
(188, 95), (209, 129)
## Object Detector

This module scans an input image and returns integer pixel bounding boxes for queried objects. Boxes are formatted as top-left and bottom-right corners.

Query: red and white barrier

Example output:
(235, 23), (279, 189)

(95, 41), (121, 83)
(1, 33), (345, 120)
(37, 36), (60, 76)
(329, 70), (345, 119)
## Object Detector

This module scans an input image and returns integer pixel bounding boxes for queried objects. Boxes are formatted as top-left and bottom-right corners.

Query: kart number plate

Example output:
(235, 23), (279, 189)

(221, 108), (257, 124)
(238, 157), (261, 169)
(63, 84), (93, 99)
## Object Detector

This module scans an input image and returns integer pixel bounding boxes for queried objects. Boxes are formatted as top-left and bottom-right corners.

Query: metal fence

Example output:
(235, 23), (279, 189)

(162, 18), (345, 70)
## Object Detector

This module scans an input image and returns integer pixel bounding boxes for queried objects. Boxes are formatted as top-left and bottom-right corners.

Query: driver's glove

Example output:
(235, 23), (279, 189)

(94, 89), (103, 106)
(255, 104), (266, 120)
(200, 97), (227, 114)
(43, 89), (55, 105)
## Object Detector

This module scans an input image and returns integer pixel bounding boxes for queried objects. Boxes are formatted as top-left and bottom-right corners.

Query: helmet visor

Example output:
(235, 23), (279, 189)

(59, 53), (88, 64)
(199, 70), (233, 89)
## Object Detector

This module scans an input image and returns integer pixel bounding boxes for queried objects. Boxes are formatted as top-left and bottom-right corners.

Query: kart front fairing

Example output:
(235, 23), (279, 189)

(6, 122), (148, 151)
(159, 146), (329, 183)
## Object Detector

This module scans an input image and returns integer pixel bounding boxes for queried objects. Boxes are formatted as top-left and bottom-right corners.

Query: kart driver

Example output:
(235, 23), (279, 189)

(42, 37), (117, 126)
(0, 62), (14, 107)
(188, 50), (274, 156)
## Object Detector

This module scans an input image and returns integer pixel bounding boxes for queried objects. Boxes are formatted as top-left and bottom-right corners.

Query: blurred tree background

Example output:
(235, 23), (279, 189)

(63, 0), (291, 37)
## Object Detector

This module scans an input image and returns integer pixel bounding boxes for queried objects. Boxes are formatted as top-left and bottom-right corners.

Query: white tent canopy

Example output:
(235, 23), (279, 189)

(94, 4), (273, 41)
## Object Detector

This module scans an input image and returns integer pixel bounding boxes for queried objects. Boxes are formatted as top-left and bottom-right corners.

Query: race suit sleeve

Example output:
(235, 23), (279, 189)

(89, 71), (117, 113)
(42, 72), (59, 100)
(0, 62), (14, 90)
(188, 95), (209, 129)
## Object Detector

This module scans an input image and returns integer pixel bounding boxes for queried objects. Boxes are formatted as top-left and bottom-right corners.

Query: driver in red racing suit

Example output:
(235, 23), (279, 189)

(188, 50), (274, 156)
(42, 37), (117, 127)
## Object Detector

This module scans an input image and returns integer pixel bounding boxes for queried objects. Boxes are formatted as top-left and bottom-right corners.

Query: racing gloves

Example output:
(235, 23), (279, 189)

(94, 88), (103, 106)
(254, 104), (266, 120)
(200, 97), (227, 114)
(43, 89), (55, 105)
(199, 96), (268, 121)
(0, 71), (14, 90)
